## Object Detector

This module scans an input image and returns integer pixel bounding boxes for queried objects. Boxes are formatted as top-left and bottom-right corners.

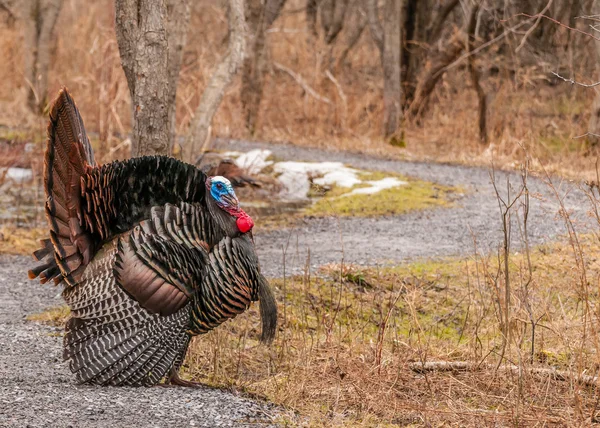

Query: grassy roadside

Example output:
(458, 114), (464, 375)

(250, 169), (458, 231)
(28, 234), (600, 426)
(304, 171), (455, 218)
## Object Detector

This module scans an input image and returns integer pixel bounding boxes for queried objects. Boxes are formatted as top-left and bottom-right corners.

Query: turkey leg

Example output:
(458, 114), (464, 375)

(161, 367), (204, 388)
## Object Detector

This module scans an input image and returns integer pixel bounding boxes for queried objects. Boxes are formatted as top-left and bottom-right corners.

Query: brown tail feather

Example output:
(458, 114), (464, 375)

(30, 88), (98, 286)
(258, 274), (277, 344)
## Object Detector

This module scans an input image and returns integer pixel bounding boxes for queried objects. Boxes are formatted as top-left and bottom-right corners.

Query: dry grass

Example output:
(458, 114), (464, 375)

(27, 304), (70, 327)
(0, 227), (46, 255)
(178, 233), (600, 426)
(0, 1), (599, 179)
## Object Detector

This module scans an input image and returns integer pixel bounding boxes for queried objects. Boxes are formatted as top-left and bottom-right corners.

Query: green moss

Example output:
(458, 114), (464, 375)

(387, 257), (467, 279)
(388, 135), (406, 148)
(304, 170), (456, 217)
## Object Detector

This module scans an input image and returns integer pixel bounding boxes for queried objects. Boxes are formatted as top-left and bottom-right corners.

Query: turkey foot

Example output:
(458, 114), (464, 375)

(161, 367), (204, 388)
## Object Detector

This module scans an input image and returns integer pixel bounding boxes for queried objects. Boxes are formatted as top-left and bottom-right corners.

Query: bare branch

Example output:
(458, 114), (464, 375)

(511, 12), (600, 42)
(573, 132), (600, 139)
(325, 69), (347, 128)
(515, 0), (554, 53)
(552, 71), (600, 87)
(273, 62), (332, 104)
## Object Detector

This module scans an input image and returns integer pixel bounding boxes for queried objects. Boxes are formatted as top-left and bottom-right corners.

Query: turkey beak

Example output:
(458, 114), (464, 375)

(221, 193), (239, 210)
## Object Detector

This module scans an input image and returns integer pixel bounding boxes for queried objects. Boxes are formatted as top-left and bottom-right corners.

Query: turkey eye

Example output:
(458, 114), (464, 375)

(216, 183), (223, 190)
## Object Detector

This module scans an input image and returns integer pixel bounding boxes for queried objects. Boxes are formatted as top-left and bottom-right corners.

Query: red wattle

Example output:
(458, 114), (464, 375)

(236, 212), (254, 233)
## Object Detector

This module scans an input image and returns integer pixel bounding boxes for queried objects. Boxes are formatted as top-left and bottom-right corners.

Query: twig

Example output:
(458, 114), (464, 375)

(273, 62), (332, 105)
(573, 132), (600, 139)
(438, 18), (531, 76)
(551, 71), (600, 88)
(514, 13), (600, 42)
(376, 290), (402, 374)
(515, 0), (553, 53)
(105, 138), (131, 158)
(409, 361), (600, 387)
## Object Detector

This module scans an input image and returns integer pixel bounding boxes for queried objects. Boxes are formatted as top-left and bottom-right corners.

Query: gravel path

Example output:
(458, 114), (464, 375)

(212, 139), (594, 277)
(0, 141), (594, 426)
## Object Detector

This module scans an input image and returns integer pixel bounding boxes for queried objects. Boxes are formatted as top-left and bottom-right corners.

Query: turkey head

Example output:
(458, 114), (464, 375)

(206, 176), (254, 237)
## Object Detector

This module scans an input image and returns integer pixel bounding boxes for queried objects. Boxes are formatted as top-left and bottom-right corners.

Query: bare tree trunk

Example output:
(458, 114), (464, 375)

(467, 3), (487, 145)
(324, 0), (349, 44)
(22, 0), (63, 113)
(588, 1), (600, 145)
(241, 0), (286, 134)
(185, 0), (246, 161)
(427, 0), (459, 44)
(166, 0), (191, 148)
(320, 0), (334, 35)
(382, 0), (402, 138)
(241, 0), (263, 134)
(306, 0), (318, 38)
(366, 0), (383, 55)
(115, 0), (190, 157)
(334, 6), (367, 69)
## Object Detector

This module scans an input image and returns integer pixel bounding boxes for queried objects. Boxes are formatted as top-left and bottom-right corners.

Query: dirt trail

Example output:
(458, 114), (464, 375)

(0, 140), (593, 426)
(212, 139), (593, 277)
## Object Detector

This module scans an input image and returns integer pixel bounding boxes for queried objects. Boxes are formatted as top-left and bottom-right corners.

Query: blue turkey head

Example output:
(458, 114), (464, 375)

(209, 176), (239, 210)
(206, 176), (254, 234)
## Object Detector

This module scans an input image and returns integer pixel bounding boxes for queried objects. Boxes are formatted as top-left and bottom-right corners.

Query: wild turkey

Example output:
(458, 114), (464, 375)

(28, 88), (277, 387)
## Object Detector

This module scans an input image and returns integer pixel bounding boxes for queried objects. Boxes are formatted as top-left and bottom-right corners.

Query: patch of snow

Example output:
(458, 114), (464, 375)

(222, 151), (243, 158)
(313, 170), (362, 188)
(345, 177), (407, 196)
(272, 160), (405, 200)
(235, 149), (273, 174)
(275, 161), (360, 184)
(277, 170), (311, 200)
(274, 161), (362, 199)
(1, 167), (33, 183)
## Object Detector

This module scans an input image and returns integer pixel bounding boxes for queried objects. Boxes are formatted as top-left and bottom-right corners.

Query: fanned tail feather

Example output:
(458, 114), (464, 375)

(30, 87), (98, 286)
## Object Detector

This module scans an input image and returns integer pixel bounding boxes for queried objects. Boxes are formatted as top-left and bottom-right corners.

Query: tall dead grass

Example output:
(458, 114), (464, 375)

(1, 1), (599, 177)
